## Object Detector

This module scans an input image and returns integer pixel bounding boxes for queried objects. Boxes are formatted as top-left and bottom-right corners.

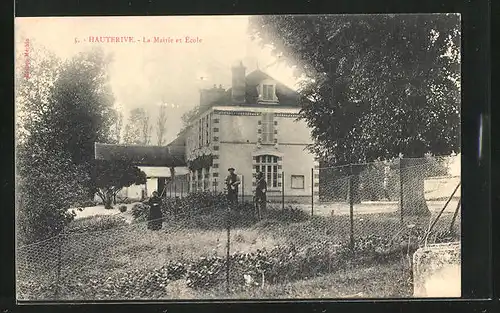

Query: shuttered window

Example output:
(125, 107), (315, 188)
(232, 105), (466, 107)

(261, 113), (274, 144)
(263, 84), (275, 100)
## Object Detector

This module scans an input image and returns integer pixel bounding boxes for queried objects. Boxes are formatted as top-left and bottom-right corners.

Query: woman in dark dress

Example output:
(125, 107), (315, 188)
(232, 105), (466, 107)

(255, 171), (267, 220)
(147, 191), (163, 230)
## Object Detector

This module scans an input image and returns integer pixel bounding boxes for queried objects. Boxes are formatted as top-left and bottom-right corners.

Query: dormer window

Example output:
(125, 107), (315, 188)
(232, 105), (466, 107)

(262, 84), (275, 101)
(257, 79), (278, 104)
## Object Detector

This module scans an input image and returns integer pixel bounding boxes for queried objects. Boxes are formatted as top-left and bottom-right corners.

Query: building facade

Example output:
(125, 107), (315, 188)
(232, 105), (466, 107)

(183, 62), (319, 202)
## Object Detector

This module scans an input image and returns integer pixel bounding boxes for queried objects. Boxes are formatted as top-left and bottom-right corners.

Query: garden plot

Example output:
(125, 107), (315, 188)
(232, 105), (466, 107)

(17, 208), (460, 300)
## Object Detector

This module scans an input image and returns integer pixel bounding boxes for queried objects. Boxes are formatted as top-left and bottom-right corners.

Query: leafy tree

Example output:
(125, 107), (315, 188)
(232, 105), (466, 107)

(47, 47), (116, 199)
(156, 103), (168, 145)
(15, 42), (89, 244)
(93, 160), (147, 209)
(123, 108), (153, 145)
(16, 44), (119, 244)
(16, 144), (90, 244)
(179, 105), (200, 134)
(110, 110), (124, 144)
(249, 14), (460, 216)
(15, 41), (60, 144)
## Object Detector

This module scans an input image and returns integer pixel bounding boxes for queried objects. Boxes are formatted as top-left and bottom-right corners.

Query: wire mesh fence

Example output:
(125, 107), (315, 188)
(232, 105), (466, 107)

(17, 155), (460, 300)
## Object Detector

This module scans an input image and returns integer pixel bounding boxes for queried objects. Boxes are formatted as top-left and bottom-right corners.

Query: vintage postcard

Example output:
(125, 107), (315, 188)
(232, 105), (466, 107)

(15, 15), (461, 301)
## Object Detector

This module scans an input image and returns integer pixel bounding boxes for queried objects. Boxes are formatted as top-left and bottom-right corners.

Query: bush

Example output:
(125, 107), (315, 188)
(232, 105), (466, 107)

(161, 192), (228, 216)
(119, 205), (127, 213)
(132, 203), (149, 221)
(65, 215), (127, 233)
(77, 199), (98, 207)
(16, 157), (90, 245)
(264, 205), (309, 223)
(133, 191), (312, 230)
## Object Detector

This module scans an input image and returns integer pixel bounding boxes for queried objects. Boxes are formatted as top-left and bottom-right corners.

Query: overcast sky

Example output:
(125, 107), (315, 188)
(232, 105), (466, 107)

(15, 16), (298, 145)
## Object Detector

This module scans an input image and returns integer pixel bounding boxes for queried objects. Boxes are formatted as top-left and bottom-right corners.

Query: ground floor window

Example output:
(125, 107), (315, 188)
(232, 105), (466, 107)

(291, 175), (305, 189)
(255, 155), (279, 188)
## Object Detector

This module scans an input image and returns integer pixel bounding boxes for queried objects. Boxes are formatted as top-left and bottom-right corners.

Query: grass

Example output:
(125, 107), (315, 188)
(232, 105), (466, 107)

(17, 210), (460, 300)
(195, 259), (413, 299)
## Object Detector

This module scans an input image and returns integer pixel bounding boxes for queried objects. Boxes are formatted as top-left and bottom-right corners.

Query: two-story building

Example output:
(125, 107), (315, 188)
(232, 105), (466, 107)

(94, 61), (319, 203)
(183, 61), (319, 202)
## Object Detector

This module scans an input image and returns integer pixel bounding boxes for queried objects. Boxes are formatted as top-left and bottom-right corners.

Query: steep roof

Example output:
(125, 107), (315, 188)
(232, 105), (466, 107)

(206, 69), (301, 107)
(94, 142), (186, 167)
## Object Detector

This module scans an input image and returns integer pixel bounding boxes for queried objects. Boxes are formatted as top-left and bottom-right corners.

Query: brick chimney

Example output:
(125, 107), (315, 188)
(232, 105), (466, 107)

(231, 61), (246, 104)
(200, 84), (225, 110)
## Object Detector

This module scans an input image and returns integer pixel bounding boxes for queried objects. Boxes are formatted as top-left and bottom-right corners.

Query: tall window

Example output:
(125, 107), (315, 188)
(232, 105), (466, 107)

(205, 115), (210, 145)
(261, 113), (275, 144)
(262, 84), (275, 101)
(198, 119), (202, 148)
(255, 155), (278, 188)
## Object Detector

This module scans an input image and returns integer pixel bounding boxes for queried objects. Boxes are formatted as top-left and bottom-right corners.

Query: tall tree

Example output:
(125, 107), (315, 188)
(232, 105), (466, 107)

(156, 102), (168, 145)
(15, 42), (111, 243)
(49, 48), (116, 165)
(123, 108), (152, 145)
(249, 14), (460, 216)
(46, 47), (116, 200)
(111, 109), (124, 144)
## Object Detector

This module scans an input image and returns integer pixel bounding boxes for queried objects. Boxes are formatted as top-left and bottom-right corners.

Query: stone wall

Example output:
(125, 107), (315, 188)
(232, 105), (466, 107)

(412, 242), (461, 297)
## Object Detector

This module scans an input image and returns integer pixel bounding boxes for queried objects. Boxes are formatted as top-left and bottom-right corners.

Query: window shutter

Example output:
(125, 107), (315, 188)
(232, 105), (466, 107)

(261, 113), (274, 144)
(268, 113), (274, 142)
(262, 113), (269, 143)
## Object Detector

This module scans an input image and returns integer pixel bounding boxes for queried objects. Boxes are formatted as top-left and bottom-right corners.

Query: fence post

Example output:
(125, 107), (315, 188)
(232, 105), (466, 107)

(399, 158), (404, 223)
(349, 164), (355, 252)
(170, 183), (172, 198)
(226, 201), (231, 293)
(311, 167), (314, 216)
(241, 175), (244, 203)
(174, 184), (177, 198)
(281, 172), (285, 210)
(180, 181), (183, 199)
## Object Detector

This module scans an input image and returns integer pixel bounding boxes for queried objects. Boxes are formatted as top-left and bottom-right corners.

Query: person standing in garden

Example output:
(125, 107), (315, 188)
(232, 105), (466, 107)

(147, 191), (163, 230)
(254, 171), (267, 219)
(225, 167), (240, 204)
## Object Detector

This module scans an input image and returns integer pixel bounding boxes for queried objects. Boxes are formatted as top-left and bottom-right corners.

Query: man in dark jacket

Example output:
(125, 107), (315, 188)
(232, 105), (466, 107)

(254, 171), (267, 219)
(147, 191), (163, 230)
(225, 167), (240, 204)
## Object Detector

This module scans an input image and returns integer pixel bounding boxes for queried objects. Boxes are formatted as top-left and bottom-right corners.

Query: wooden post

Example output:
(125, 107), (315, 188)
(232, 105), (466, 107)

(281, 173), (285, 210)
(180, 181), (183, 199)
(241, 175), (245, 203)
(449, 197), (462, 233)
(349, 164), (355, 252)
(311, 167), (314, 216)
(226, 202), (231, 293)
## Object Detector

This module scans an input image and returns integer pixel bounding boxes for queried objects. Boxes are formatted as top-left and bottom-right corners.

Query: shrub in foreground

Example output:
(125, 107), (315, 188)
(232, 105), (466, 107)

(131, 203), (149, 221)
(65, 215), (127, 233)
